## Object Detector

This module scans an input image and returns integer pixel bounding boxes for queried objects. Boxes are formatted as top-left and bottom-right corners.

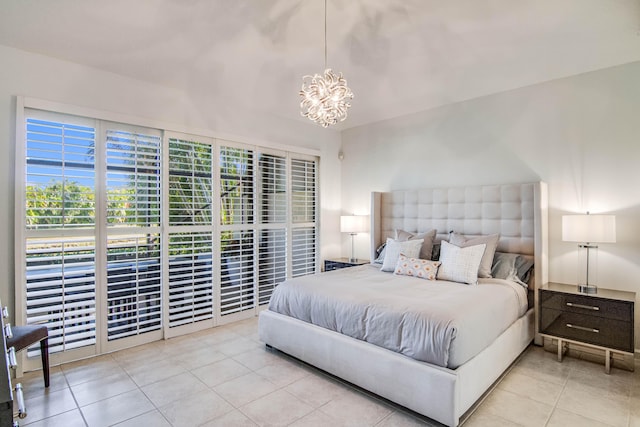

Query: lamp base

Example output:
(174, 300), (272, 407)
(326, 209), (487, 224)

(577, 284), (598, 294)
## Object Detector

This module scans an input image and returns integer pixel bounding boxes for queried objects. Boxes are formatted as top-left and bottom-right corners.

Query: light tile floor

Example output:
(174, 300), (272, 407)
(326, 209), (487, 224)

(14, 317), (640, 427)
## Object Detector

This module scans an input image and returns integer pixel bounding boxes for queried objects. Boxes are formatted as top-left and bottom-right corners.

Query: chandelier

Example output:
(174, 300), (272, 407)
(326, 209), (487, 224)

(300, 0), (353, 128)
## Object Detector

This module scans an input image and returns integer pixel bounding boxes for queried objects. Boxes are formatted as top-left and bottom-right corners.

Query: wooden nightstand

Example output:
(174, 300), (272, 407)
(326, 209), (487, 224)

(539, 282), (635, 373)
(324, 258), (369, 272)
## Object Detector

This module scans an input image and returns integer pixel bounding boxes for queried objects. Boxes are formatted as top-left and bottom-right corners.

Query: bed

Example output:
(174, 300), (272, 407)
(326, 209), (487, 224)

(258, 182), (548, 426)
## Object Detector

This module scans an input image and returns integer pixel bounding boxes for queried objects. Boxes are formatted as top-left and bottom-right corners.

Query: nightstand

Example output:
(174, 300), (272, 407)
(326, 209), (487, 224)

(539, 282), (635, 373)
(324, 258), (369, 272)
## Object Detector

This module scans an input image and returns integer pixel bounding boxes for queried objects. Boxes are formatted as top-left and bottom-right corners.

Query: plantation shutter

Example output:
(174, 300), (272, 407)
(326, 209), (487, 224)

(257, 152), (287, 304)
(291, 228), (316, 277)
(25, 238), (96, 357)
(106, 234), (161, 340)
(219, 146), (255, 316)
(167, 138), (214, 328)
(291, 158), (317, 277)
(105, 126), (162, 341)
(257, 229), (286, 305)
(24, 114), (97, 357)
(19, 102), (320, 364)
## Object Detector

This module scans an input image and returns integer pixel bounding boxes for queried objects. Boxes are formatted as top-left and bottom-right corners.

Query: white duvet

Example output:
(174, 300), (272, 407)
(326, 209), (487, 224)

(268, 264), (528, 368)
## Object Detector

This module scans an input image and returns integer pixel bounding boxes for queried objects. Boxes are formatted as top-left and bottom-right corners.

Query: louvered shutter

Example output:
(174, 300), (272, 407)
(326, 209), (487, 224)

(168, 233), (214, 327)
(105, 127), (162, 340)
(291, 158), (316, 224)
(257, 152), (287, 303)
(106, 235), (162, 340)
(25, 238), (96, 357)
(219, 146), (253, 226)
(167, 137), (214, 328)
(169, 138), (213, 226)
(219, 146), (255, 316)
(291, 158), (317, 276)
(25, 118), (96, 229)
(291, 228), (316, 277)
(24, 116), (97, 357)
(220, 231), (255, 315)
(258, 229), (286, 305)
(106, 129), (161, 227)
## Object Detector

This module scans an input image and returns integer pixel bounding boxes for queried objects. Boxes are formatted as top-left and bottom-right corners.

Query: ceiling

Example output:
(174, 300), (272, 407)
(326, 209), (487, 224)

(1, 0), (640, 131)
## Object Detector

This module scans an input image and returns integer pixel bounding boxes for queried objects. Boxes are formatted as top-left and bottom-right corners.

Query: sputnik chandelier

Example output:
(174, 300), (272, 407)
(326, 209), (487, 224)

(300, 0), (354, 127)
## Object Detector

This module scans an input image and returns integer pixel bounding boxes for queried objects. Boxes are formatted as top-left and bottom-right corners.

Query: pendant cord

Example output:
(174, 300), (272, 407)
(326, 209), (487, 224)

(324, 0), (327, 70)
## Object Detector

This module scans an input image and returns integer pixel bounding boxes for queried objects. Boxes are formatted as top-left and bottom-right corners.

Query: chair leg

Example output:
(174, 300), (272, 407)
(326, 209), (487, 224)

(39, 338), (50, 388)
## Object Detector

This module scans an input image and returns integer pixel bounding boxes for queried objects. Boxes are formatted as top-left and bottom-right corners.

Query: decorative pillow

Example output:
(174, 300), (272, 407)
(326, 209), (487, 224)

(437, 240), (486, 285)
(394, 254), (441, 280)
(373, 243), (387, 264)
(431, 243), (441, 261)
(449, 232), (500, 278)
(491, 252), (534, 286)
(396, 229), (437, 261)
(381, 238), (423, 272)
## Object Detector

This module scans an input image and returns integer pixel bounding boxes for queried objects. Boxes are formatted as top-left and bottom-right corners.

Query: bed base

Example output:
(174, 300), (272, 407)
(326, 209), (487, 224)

(258, 308), (534, 427)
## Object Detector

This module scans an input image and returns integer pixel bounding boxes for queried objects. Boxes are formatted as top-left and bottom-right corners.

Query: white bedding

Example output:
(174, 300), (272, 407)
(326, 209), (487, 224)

(268, 264), (528, 368)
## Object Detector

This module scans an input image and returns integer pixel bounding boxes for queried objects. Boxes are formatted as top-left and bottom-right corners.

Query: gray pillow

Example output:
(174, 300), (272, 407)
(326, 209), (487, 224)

(373, 243), (386, 264)
(491, 252), (534, 284)
(396, 229), (437, 261)
(431, 243), (441, 261)
(448, 232), (500, 278)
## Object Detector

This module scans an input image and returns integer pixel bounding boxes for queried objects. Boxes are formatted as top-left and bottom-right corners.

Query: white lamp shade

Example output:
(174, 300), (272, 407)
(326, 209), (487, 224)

(340, 215), (369, 233)
(562, 214), (616, 243)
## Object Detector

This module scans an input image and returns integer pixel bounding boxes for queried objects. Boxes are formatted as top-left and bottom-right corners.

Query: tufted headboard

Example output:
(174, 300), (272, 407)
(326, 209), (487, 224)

(370, 182), (549, 341)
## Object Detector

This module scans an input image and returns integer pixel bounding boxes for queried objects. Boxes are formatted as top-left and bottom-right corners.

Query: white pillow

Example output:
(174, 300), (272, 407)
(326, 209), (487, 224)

(380, 238), (423, 272)
(449, 232), (500, 278)
(437, 240), (486, 285)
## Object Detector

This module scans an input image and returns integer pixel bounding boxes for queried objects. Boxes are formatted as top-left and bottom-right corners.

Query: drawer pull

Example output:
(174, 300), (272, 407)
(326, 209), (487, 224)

(14, 383), (26, 419)
(2, 306), (8, 319)
(566, 302), (599, 311)
(4, 323), (12, 339)
(7, 346), (17, 369)
(566, 323), (599, 333)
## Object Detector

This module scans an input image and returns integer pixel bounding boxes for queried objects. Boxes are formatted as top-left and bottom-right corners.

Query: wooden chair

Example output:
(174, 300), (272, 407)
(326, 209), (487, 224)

(6, 325), (49, 387)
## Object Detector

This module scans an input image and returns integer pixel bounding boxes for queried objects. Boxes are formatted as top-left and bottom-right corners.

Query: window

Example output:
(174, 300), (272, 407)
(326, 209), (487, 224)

(24, 116), (97, 357)
(17, 105), (319, 365)
(105, 125), (163, 342)
(167, 137), (215, 329)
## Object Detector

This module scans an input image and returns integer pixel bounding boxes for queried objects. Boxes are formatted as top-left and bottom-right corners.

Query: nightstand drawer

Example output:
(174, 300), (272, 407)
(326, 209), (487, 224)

(540, 290), (632, 322)
(540, 310), (633, 353)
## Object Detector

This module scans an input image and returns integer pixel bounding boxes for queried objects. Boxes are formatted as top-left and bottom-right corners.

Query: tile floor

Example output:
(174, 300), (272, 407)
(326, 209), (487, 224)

(14, 316), (640, 427)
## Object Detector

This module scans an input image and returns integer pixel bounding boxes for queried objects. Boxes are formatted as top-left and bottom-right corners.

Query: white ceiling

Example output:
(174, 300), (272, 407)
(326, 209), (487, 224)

(1, 0), (640, 130)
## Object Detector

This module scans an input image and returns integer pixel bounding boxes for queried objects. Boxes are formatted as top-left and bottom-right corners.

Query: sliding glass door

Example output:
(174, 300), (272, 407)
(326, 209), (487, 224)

(17, 106), (319, 369)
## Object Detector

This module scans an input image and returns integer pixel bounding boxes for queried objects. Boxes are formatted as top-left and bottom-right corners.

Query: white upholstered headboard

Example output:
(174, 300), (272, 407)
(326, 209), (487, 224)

(370, 182), (549, 342)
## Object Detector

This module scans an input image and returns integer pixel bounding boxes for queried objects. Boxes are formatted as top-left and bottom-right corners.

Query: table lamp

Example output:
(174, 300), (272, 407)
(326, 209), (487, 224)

(562, 213), (616, 294)
(340, 215), (369, 262)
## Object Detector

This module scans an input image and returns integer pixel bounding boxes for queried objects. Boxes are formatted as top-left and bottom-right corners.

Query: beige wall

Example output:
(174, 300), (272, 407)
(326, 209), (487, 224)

(0, 45), (343, 322)
(341, 61), (640, 351)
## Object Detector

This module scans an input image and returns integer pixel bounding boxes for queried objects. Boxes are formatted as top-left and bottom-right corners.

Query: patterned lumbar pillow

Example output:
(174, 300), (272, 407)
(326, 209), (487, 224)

(394, 254), (441, 280)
